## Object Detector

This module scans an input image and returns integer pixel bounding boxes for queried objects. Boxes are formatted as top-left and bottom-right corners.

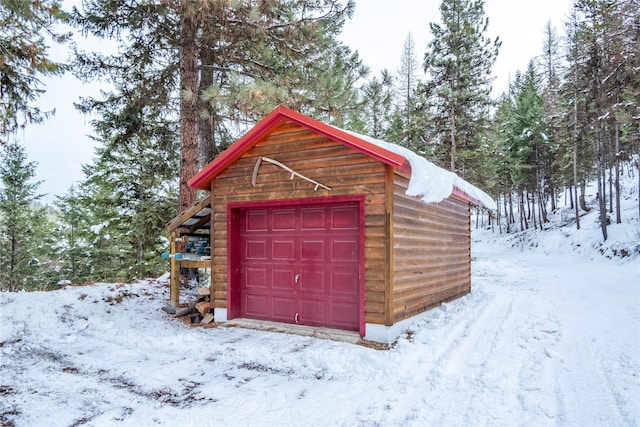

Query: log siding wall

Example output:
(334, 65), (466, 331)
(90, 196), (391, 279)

(210, 122), (388, 325)
(391, 169), (471, 322)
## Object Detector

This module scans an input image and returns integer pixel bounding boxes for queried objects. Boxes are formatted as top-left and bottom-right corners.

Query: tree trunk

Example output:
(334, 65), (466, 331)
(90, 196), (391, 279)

(531, 190), (538, 230)
(198, 25), (216, 168)
(579, 180), (589, 212)
(450, 104), (456, 173)
(538, 189), (548, 228)
(502, 194), (508, 233)
(497, 195), (503, 234)
(590, 8), (607, 241)
(571, 14), (580, 230)
(179, 1), (199, 213)
(508, 191), (514, 231)
(568, 186), (574, 210)
(10, 235), (16, 292)
(519, 190), (527, 231)
(595, 128), (608, 240)
(614, 122), (621, 224)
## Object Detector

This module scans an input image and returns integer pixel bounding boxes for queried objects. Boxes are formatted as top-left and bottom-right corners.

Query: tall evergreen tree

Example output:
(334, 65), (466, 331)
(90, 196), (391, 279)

(53, 185), (92, 283)
(72, 0), (364, 213)
(387, 32), (425, 147)
(422, 0), (500, 182)
(497, 62), (552, 230)
(76, 123), (179, 282)
(0, 0), (69, 142)
(346, 70), (394, 139)
(397, 32), (420, 116)
(0, 143), (46, 291)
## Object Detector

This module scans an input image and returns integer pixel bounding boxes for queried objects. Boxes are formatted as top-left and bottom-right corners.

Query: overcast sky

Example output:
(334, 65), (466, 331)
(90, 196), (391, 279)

(20, 0), (572, 204)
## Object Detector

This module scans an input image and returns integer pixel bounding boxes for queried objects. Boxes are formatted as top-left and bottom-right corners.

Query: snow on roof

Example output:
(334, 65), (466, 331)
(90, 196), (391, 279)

(342, 129), (497, 210)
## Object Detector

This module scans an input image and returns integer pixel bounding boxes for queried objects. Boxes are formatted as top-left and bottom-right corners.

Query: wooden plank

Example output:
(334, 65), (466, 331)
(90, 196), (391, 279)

(393, 284), (470, 317)
(217, 162), (385, 189)
(384, 164), (394, 326)
(169, 231), (180, 307)
(178, 260), (211, 269)
(393, 269), (470, 291)
(165, 197), (211, 232)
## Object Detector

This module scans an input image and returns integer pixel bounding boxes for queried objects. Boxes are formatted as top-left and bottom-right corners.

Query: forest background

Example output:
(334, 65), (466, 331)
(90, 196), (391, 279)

(0, 0), (638, 291)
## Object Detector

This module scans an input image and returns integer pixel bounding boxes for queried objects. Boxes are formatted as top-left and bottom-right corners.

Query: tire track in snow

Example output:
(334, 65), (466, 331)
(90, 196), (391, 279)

(383, 253), (575, 426)
(423, 292), (523, 426)
(373, 282), (520, 425)
(480, 248), (640, 427)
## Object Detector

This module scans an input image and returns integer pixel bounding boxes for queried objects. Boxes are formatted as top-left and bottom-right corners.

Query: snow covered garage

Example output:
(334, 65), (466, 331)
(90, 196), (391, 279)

(187, 105), (494, 344)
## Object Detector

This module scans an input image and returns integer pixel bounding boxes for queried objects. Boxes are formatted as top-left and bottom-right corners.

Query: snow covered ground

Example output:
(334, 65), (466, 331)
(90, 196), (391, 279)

(1, 179), (639, 426)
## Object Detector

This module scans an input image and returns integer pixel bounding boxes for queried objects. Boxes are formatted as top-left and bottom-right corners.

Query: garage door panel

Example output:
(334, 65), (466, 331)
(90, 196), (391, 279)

(300, 238), (325, 261)
(238, 201), (360, 332)
(272, 238), (295, 260)
(329, 301), (359, 326)
(301, 208), (325, 230)
(331, 238), (358, 261)
(299, 265), (325, 292)
(245, 267), (268, 289)
(299, 298), (326, 324)
(246, 239), (268, 259)
(272, 267), (296, 290)
(246, 210), (268, 231)
(272, 297), (295, 320)
(331, 268), (359, 296)
(244, 294), (269, 317)
(331, 206), (359, 229)
(273, 209), (296, 230)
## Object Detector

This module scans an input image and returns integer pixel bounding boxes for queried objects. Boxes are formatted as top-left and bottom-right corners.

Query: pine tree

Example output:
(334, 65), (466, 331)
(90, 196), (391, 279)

(397, 32), (420, 118)
(54, 185), (92, 283)
(72, 0), (364, 212)
(0, 143), (46, 291)
(77, 127), (179, 282)
(422, 0), (500, 182)
(346, 70), (394, 139)
(0, 0), (69, 142)
(497, 62), (552, 230)
(387, 32), (425, 148)
(539, 22), (564, 214)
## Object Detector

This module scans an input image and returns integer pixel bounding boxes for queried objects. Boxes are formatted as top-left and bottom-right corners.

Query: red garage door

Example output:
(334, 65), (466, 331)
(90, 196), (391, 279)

(237, 201), (361, 331)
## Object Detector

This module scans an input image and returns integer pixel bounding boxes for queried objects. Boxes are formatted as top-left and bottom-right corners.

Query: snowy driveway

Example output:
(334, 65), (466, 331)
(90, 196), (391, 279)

(1, 241), (638, 426)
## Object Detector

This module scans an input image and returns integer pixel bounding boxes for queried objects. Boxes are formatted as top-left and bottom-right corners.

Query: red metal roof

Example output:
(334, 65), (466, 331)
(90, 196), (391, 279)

(188, 105), (410, 190)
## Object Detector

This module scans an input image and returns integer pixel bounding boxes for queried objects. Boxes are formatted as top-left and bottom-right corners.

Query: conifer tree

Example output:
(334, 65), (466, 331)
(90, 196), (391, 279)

(397, 32), (420, 118)
(72, 0), (364, 212)
(77, 127), (179, 282)
(346, 70), (394, 139)
(0, 143), (46, 291)
(54, 185), (92, 283)
(0, 0), (69, 143)
(386, 32), (425, 148)
(422, 0), (500, 182)
(497, 62), (552, 230)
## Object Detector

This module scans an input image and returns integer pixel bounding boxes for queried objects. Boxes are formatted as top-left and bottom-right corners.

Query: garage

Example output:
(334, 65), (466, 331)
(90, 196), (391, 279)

(181, 105), (494, 343)
(231, 199), (363, 331)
